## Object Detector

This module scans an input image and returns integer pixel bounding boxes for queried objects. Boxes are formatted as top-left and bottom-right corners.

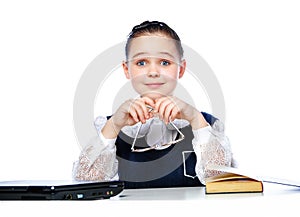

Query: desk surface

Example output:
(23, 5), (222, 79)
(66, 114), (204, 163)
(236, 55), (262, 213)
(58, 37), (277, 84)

(113, 182), (300, 200)
(113, 182), (300, 216)
(1, 182), (300, 217)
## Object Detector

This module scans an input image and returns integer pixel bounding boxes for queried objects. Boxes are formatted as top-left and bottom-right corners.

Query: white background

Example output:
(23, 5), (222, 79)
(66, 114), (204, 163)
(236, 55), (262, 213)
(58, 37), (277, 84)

(0, 0), (300, 212)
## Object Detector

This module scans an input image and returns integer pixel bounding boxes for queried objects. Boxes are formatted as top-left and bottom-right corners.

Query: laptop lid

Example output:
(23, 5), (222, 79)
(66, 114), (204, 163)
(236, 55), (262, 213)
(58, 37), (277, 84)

(0, 180), (124, 200)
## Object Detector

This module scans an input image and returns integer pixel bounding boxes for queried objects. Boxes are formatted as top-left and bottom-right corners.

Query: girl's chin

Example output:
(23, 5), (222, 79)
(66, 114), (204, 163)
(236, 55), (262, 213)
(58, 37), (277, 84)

(141, 92), (170, 100)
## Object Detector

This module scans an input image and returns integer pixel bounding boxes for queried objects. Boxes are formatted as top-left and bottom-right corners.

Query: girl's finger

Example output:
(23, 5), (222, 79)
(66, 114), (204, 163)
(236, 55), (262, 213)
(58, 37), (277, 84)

(134, 99), (150, 119)
(164, 103), (176, 124)
(158, 99), (172, 121)
(131, 103), (146, 123)
(170, 106), (179, 122)
(141, 96), (156, 109)
(128, 106), (139, 123)
(154, 97), (166, 112)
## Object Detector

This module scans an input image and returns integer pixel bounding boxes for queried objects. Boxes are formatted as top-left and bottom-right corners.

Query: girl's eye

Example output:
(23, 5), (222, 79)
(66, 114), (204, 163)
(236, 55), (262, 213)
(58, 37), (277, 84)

(161, 60), (170, 66)
(137, 60), (146, 66)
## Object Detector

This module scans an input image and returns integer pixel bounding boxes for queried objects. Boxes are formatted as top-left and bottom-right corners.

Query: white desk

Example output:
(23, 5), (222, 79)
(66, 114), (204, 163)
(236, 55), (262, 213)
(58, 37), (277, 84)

(1, 183), (299, 217)
(111, 183), (300, 216)
(113, 182), (300, 200)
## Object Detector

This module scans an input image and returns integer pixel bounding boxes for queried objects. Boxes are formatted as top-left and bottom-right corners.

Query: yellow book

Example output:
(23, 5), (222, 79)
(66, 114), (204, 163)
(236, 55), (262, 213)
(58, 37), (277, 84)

(205, 164), (300, 194)
(205, 165), (263, 194)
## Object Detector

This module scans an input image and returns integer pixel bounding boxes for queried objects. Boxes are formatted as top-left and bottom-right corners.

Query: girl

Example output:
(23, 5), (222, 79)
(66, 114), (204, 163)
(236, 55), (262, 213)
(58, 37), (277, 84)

(73, 21), (235, 188)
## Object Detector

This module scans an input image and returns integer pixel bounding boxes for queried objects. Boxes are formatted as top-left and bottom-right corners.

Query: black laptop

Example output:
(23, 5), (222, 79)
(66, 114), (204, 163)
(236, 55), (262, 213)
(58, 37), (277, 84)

(0, 180), (124, 200)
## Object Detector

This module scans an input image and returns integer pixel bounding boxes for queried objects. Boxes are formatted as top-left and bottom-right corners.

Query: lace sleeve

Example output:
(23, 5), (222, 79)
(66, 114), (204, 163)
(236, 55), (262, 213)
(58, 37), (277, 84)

(72, 116), (119, 181)
(72, 138), (118, 181)
(192, 119), (235, 184)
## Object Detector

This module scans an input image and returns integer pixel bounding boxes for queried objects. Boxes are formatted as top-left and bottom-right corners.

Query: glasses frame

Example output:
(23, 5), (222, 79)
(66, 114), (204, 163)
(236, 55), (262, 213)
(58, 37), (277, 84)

(130, 105), (185, 152)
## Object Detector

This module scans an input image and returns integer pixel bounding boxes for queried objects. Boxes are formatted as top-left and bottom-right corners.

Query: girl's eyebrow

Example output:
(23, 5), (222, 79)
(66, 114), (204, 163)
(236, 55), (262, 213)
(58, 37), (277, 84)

(131, 52), (176, 60)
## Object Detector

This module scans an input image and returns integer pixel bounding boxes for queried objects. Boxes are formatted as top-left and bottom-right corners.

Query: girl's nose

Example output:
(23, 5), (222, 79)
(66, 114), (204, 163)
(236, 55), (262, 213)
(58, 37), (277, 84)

(147, 63), (160, 77)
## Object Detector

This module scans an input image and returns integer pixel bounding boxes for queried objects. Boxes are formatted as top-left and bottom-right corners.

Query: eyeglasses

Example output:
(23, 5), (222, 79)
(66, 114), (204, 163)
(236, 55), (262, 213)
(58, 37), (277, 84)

(131, 105), (185, 152)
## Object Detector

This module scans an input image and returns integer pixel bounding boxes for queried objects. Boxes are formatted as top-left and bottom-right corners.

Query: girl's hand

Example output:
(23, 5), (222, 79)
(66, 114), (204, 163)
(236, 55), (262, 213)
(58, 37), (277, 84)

(154, 96), (208, 129)
(112, 96), (156, 129)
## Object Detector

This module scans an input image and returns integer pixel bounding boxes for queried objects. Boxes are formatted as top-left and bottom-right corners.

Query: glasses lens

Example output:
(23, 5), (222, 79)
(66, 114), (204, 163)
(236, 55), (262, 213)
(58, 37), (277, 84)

(131, 115), (184, 152)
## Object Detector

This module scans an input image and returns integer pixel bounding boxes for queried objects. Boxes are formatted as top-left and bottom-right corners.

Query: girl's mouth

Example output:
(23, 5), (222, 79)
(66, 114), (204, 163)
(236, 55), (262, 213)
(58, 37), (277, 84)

(145, 83), (165, 89)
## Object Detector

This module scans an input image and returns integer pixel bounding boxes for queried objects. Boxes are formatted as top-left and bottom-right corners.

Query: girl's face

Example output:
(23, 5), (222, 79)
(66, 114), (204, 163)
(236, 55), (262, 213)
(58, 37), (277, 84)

(123, 35), (186, 100)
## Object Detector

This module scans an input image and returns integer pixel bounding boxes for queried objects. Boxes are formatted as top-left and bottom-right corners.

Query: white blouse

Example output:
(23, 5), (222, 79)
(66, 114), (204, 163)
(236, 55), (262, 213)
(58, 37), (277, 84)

(73, 115), (235, 185)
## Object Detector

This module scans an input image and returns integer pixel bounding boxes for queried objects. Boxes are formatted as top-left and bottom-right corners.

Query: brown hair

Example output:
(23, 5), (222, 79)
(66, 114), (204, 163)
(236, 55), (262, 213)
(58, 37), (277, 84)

(125, 21), (184, 60)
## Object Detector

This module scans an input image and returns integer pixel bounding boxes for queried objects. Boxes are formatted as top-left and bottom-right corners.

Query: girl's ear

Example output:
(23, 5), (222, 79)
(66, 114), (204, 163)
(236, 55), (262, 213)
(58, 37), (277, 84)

(178, 59), (186, 79)
(122, 61), (130, 79)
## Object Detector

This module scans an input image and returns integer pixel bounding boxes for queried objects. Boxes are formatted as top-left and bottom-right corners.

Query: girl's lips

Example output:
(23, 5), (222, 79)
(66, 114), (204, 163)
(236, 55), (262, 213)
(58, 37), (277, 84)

(145, 83), (165, 88)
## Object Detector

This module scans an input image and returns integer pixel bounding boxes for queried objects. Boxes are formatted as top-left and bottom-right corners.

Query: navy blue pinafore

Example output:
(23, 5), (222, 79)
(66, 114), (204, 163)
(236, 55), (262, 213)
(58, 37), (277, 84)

(107, 112), (217, 189)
